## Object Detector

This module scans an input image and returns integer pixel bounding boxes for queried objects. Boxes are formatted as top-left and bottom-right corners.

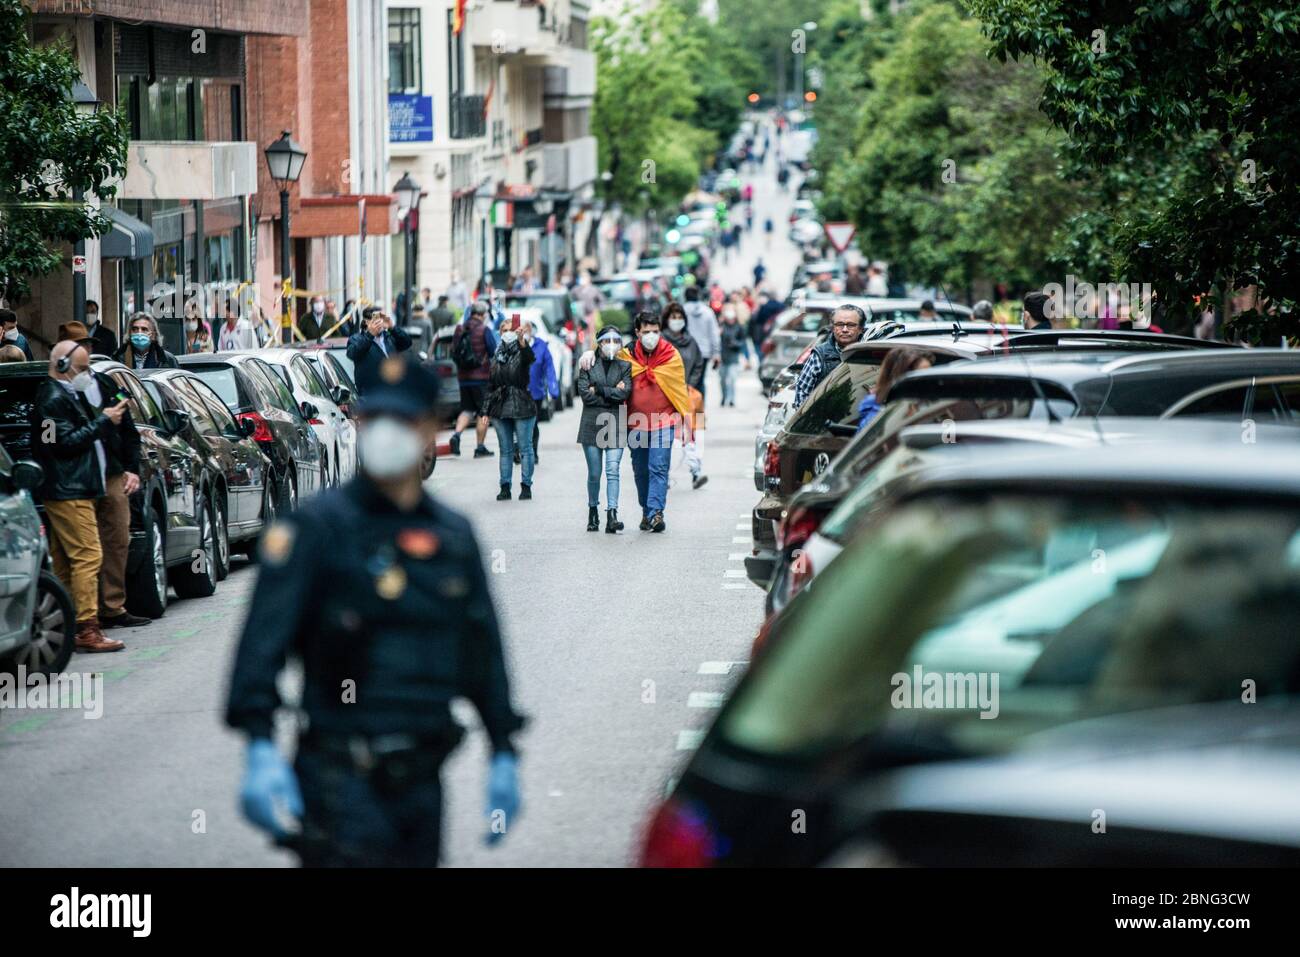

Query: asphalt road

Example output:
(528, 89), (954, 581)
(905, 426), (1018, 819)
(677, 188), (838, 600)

(0, 120), (800, 867)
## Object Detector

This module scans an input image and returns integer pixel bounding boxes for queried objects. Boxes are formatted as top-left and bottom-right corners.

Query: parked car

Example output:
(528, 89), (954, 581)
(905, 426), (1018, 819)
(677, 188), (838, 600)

(645, 436), (1300, 866)
(826, 698), (1300, 867)
(750, 338), (1266, 588)
(0, 360), (219, 618)
(1161, 372), (1300, 422)
(593, 275), (639, 316)
(504, 289), (588, 375)
(508, 305), (576, 410)
(292, 347), (359, 418)
(137, 369), (272, 579)
(177, 353), (325, 513)
(0, 448), (75, 677)
(254, 348), (358, 488)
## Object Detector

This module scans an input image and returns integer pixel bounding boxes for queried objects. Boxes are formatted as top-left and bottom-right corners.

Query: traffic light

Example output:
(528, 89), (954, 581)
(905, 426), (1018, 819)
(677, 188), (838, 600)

(804, 91), (817, 102)
(747, 92), (760, 104)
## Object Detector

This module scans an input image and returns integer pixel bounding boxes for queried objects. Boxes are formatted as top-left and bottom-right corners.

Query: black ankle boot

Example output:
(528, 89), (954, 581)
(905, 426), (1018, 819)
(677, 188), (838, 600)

(605, 509), (622, 533)
(497, 484), (511, 501)
(587, 507), (600, 531)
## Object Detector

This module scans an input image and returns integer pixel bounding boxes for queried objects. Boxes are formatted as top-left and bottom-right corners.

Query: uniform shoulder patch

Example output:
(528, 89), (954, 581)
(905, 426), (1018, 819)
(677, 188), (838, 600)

(260, 522), (295, 566)
(380, 355), (406, 383)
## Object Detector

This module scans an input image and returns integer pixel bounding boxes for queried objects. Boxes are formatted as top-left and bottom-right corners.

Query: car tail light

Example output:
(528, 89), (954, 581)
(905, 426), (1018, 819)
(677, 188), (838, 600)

(763, 441), (780, 479)
(237, 411), (273, 443)
(640, 798), (720, 868)
(777, 505), (823, 552)
(761, 338), (776, 355)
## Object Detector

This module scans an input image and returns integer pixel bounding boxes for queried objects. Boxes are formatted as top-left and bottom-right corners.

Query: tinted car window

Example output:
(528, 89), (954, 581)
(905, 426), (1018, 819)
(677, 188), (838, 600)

(245, 359), (300, 415)
(188, 378), (240, 433)
(788, 361), (882, 435)
(1172, 384), (1288, 421)
(186, 366), (242, 410)
(111, 370), (166, 428)
(291, 357), (328, 399)
(170, 378), (221, 436)
(323, 354), (357, 394)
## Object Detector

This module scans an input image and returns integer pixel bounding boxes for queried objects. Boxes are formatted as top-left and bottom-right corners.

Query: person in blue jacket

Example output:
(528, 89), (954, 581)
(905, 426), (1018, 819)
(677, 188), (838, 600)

(858, 346), (935, 431)
(347, 306), (412, 392)
(520, 318), (560, 465)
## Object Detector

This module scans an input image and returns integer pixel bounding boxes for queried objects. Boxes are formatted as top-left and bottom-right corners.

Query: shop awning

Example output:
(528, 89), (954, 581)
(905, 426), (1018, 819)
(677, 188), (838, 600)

(101, 206), (154, 260)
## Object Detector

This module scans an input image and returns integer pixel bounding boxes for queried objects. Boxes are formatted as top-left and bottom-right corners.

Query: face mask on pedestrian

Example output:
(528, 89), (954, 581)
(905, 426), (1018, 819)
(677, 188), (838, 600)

(600, 341), (619, 359)
(186, 320), (199, 333)
(501, 331), (518, 345)
(2, 328), (17, 342)
(360, 417), (423, 479)
(130, 333), (152, 352)
(668, 318), (686, 333)
(640, 331), (660, 352)
(70, 370), (95, 393)
(313, 301), (324, 315)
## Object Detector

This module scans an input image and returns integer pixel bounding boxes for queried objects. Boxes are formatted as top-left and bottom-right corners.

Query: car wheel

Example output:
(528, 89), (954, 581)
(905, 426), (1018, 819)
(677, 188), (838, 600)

(240, 481), (276, 560)
(213, 492), (230, 581)
(4, 571), (76, 677)
(127, 502), (167, 619)
(275, 467), (298, 514)
(171, 492), (218, 600)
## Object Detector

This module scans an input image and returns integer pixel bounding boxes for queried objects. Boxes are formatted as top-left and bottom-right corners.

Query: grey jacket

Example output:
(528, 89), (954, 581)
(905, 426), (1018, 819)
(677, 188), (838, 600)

(576, 355), (632, 447)
(684, 301), (720, 360)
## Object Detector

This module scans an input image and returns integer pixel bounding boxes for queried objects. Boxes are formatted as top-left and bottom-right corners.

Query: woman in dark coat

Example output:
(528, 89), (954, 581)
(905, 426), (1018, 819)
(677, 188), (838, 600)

(576, 326), (632, 533)
(487, 314), (538, 500)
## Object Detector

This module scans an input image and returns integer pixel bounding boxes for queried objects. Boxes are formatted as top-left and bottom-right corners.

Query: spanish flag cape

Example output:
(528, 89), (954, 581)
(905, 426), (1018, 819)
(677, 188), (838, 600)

(620, 337), (695, 428)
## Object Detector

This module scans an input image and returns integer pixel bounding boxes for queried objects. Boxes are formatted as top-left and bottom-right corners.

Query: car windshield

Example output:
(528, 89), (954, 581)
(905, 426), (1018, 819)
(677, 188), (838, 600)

(597, 280), (636, 302)
(325, 347), (355, 382)
(721, 494), (1300, 760)
(185, 365), (240, 409)
(505, 296), (564, 326)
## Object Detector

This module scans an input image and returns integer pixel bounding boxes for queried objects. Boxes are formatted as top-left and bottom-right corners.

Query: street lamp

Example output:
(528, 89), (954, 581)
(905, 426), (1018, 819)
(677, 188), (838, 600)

(473, 184), (495, 291)
(264, 130), (307, 341)
(393, 172), (422, 324)
(71, 81), (99, 326)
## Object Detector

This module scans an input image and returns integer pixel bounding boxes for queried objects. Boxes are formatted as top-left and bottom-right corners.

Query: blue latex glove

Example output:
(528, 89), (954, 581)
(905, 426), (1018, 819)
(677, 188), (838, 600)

(240, 738), (303, 838)
(484, 752), (520, 846)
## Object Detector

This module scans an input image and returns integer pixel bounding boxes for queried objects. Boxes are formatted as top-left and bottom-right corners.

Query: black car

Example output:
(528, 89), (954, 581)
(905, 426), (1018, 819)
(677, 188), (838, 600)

(138, 369), (272, 577)
(177, 352), (324, 511)
(646, 434), (1300, 866)
(0, 360), (216, 618)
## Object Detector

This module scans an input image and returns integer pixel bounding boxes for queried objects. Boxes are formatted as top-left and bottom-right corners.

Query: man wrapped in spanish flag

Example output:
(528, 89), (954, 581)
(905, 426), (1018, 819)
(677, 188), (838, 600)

(617, 311), (694, 532)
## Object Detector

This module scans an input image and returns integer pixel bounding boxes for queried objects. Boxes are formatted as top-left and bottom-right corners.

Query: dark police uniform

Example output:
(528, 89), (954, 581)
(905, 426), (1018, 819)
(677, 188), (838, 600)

(225, 357), (524, 866)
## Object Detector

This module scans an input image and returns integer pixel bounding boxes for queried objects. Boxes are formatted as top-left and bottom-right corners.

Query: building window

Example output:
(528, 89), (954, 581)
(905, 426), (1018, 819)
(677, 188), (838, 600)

(388, 8), (422, 94)
(447, 9), (465, 99)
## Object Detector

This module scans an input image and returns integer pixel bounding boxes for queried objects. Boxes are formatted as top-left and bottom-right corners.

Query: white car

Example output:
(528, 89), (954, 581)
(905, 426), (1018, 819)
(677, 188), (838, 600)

(511, 306), (574, 413)
(256, 348), (358, 488)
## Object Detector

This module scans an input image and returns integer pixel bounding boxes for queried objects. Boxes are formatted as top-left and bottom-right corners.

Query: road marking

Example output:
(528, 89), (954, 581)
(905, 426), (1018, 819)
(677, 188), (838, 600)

(676, 729), (705, 751)
(723, 583), (749, 589)
(735, 523), (749, 530)
(698, 661), (734, 675)
(728, 553), (748, 561)
(724, 569), (747, 578)
(688, 691), (723, 709)
(130, 648), (169, 660)
(732, 536), (749, 544)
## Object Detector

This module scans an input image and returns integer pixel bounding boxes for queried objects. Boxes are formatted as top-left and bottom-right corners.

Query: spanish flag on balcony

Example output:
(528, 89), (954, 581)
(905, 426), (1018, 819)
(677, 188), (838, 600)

(453, 0), (467, 35)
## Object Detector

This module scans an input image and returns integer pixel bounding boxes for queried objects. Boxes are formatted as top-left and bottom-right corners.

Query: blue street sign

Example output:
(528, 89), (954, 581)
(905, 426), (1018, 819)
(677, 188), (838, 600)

(389, 94), (434, 143)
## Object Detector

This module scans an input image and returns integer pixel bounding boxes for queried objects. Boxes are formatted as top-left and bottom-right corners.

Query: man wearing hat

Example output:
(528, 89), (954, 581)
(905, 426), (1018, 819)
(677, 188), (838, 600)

(346, 305), (412, 390)
(227, 354), (525, 866)
(58, 322), (151, 631)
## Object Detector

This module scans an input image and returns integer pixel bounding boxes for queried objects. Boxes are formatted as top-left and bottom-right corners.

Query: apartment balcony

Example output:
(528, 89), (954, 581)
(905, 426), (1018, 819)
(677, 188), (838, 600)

(543, 49), (596, 106)
(467, 0), (564, 62)
(541, 136), (597, 194)
(450, 94), (488, 140)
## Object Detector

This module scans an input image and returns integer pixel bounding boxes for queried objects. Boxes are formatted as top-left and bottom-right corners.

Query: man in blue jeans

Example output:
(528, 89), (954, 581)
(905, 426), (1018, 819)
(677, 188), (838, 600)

(623, 313), (693, 532)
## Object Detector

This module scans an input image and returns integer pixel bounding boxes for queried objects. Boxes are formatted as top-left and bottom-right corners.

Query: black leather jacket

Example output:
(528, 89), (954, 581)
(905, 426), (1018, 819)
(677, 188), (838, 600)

(87, 371), (142, 477)
(28, 378), (113, 501)
(487, 341), (538, 420)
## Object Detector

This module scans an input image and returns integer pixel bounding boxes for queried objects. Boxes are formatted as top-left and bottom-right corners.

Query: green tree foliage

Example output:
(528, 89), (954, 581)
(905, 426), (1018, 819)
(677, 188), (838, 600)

(714, 0), (830, 101)
(967, 0), (1300, 340)
(825, 1), (1081, 293)
(0, 0), (129, 301)
(592, 4), (713, 213)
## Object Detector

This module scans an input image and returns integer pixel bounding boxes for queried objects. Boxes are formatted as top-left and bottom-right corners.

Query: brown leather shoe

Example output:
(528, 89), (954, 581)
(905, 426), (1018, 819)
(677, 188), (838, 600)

(75, 619), (125, 653)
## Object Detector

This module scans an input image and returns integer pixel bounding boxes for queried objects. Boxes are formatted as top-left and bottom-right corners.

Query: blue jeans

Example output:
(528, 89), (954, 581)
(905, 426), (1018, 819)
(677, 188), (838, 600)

(583, 445), (623, 508)
(629, 425), (674, 516)
(494, 416), (536, 486)
(721, 360), (739, 404)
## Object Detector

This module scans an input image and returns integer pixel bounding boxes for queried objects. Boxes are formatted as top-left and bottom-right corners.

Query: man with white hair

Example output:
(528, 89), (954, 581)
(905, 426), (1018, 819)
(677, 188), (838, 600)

(29, 341), (130, 652)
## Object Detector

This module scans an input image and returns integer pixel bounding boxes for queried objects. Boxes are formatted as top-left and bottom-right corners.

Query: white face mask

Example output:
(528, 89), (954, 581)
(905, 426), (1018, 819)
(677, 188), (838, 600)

(501, 331), (518, 345)
(186, 320), (199, 333)
(640, 332), (660, 352)
(71, 371), (95, 393)
(668, 318), (686, 333)
(3, 328), (17, 341)
(600, 342), (619, 359)
(313, 302), (324, 314)
(360, 417), (424, 479)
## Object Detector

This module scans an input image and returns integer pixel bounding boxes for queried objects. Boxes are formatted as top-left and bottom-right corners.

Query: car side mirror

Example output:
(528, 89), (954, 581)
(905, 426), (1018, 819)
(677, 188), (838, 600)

(300, 401), (319, 421)
(331, 385), (352, 406)
(12, 460), (43, 492)
(164, 408), (190, 434)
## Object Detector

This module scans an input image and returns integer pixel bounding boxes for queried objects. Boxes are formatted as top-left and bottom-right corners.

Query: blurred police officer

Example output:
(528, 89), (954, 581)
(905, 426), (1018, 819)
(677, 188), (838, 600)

(226, 353), (525, 866)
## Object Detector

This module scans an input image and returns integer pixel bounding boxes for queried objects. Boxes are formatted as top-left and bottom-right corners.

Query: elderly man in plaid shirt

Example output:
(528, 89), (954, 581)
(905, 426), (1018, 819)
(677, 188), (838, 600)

(792, 304), (868, 408)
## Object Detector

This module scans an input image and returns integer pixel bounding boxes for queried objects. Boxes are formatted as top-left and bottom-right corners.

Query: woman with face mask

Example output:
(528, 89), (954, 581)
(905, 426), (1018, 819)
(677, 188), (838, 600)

(184, 304), (212, 354)
(486, 316), (538, 501)
(576, 326), (632, 533)
(113, 313), (178, 369)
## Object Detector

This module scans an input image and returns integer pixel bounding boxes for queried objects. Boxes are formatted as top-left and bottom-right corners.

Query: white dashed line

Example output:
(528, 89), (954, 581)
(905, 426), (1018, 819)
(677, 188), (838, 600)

(688, 691), (724, 709)
(676, 729), (705, 751)
(698, 661), (734, 674)
(724, 569), (747, 578)
(732, 536), (750, 544)
(722, 583), (749, 590)
(735, 523), (749, 530)
(728, 553), (749, 561)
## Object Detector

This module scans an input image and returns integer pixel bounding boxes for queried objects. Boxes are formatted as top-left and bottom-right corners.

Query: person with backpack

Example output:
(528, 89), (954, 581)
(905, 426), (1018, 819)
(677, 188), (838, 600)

(449, 300), (498, 458)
